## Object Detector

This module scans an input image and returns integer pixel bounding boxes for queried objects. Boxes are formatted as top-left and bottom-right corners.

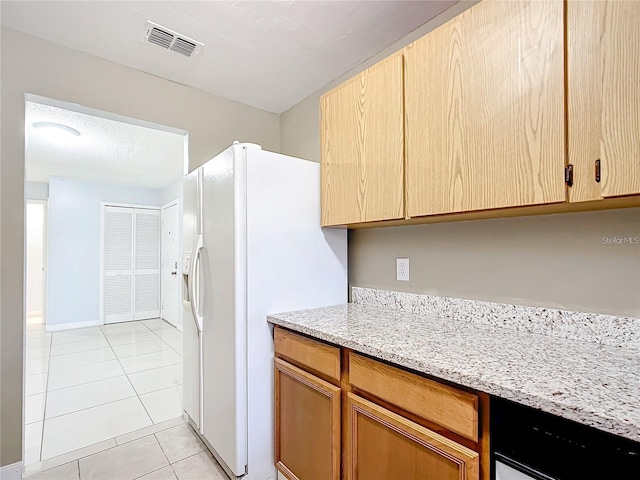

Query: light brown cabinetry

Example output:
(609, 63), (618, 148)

(274, 326), (488, 480)
(567, 0), (640, 202)
(274, 327), (341, 382)
(405, 0), (565, 216)
(274, 358), (341, 480)
(320, 54), (405, 226)
(349, 353), (479, 441)
(347, 393), (479, 480)
(319, 0), (639, 229)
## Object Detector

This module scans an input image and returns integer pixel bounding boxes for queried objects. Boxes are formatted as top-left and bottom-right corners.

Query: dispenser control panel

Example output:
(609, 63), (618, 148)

(182, 254), (191, 275)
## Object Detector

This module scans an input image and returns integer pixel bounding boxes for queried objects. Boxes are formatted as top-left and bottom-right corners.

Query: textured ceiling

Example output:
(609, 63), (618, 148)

(26, 101), (185, 189)
(2, 1), (456, 113)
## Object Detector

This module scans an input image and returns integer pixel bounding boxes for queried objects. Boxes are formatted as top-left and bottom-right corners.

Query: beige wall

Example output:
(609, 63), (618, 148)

(350, 209), (640, 317)
(0, 27), (279, 467)
(280, 0), (640, 318)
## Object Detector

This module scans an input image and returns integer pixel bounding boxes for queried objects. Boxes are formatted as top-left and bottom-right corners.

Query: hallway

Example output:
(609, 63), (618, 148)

(25, 318), (183, 466)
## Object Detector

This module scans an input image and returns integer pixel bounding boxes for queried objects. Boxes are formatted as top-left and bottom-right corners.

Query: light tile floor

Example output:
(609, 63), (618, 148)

(24, 318), (183, 466)
(24, 419), (228, 480)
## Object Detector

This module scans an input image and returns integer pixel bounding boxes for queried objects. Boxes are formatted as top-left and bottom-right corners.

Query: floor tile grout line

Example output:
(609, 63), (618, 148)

(38, 330), (53, 462)
(147, 321), (183, 357)
(114, 417), (186, 447)
(47, 329), (109, 347)
(150, 432), (173, 478)
(45, 348), (117, 374)
(42, 351), (181, 393)
(121, 359), (183, 377)
(107, 321), (157, 427)
(126, 380), (184, 398)
(45, 371), (129, 394)
(45, 358), (123, 387)
(41, 392), (140, 423)
(32, 440), (115, 476)
(46, 341), (113, 358)
(109, 345), (180, 361)
(29, 419), (188, 477)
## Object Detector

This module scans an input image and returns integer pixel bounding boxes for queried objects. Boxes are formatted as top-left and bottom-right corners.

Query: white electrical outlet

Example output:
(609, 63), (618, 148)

(396, 257), (410, 281)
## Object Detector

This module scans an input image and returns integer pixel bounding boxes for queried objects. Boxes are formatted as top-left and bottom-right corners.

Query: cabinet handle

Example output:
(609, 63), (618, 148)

(595, 159), (601, 183)
(565, 164), (574, 187)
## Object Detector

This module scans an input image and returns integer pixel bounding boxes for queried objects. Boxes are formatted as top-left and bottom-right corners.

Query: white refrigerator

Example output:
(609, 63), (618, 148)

(182, 142), (347, 480)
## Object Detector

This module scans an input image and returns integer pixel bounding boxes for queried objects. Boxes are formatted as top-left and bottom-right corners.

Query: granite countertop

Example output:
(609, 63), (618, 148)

(268, 303), (640, 442)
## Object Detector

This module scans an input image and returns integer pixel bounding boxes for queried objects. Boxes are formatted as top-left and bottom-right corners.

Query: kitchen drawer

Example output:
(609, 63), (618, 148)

(349, 353), (479, 441)
(274, 327), (341, 382)
(347, 393), (479, 480)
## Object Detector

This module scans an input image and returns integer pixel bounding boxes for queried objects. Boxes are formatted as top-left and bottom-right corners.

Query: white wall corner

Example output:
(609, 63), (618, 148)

(0, 461), (22, 480)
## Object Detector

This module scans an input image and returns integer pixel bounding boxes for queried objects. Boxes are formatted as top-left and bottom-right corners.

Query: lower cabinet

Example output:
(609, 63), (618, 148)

(273, 327), (486, 480)
(274, 358), (341, 480)
(347, 393), (479, 480)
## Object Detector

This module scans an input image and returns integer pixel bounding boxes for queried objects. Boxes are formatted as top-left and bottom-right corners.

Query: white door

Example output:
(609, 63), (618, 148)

(103, 206), (134, 324)
(134, 209), (161, 320)
(161, 202), (180, 328)
(182, 169), (201, 430)
(103, 205), (160, 324)
(200, 145), (247, 477)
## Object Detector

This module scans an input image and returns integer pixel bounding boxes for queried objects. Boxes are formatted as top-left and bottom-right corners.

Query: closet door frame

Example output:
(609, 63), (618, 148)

(100, 202), (161, 324)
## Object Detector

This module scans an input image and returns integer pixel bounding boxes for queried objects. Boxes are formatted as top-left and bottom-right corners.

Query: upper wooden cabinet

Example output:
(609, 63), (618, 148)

(567, 0), (640, 202)
(319, 0), (640, 228)
(320, 54), (405, 226)
(404, 0), (566, 217)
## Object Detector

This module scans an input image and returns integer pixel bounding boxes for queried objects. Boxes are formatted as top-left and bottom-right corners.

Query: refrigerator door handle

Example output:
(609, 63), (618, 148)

(188, 234), (204, 333)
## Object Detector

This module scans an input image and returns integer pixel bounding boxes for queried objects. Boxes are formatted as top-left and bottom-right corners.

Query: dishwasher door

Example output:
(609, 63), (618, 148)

(495, 457), (555, 480)
(492, 397), (640, 480)
(496, 461), (535, 480)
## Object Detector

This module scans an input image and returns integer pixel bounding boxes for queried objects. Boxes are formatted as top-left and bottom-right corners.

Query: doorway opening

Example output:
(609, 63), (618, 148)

(23, 94), (189, 469)
(26, 200), (47, 326)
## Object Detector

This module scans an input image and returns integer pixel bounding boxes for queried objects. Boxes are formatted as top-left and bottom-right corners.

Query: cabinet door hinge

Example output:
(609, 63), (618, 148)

(565, 164), (574, 187)
(595, 159), (601, 183)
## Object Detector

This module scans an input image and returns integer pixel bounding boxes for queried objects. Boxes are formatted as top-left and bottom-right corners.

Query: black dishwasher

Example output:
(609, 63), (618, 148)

(491, 397), (640, 479)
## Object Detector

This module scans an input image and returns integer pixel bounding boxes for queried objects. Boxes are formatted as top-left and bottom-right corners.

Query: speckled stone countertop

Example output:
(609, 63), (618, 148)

(268, 303), (640, 442)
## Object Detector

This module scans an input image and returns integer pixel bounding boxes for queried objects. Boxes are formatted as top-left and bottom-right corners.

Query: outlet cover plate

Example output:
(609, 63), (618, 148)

(396, 258), (409, 281)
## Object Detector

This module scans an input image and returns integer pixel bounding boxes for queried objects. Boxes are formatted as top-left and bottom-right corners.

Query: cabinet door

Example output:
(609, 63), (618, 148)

(320, 54), (404, 226)
(568, 0), (640, 202)
(405, 0), (565, 217)
(275, 358), (340, 480)
(347, 393), (478, 480)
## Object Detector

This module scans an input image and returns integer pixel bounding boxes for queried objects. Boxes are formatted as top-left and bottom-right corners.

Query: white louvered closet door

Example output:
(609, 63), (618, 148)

(103, 206), (134, 323)
(133, 209), (161, 320)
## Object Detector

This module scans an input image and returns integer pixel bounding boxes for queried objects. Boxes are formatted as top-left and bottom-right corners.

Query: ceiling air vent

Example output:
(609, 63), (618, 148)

(171, 37), (197, 57)
(144, 21), (203, 57)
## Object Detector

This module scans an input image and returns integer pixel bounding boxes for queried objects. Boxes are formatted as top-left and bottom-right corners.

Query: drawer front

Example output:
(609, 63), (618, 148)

(347, 393), (479, 480)
(274, 327), (341, 382)
(349, 353), (478, 441)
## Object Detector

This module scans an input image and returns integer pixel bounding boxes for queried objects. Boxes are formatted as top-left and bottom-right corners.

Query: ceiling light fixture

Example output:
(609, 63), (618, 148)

(33, 122), (81, 137)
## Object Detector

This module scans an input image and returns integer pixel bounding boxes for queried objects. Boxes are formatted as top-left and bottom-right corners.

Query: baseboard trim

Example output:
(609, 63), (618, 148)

(46, 320), (102, 332)
(0, 461), (22, 479)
